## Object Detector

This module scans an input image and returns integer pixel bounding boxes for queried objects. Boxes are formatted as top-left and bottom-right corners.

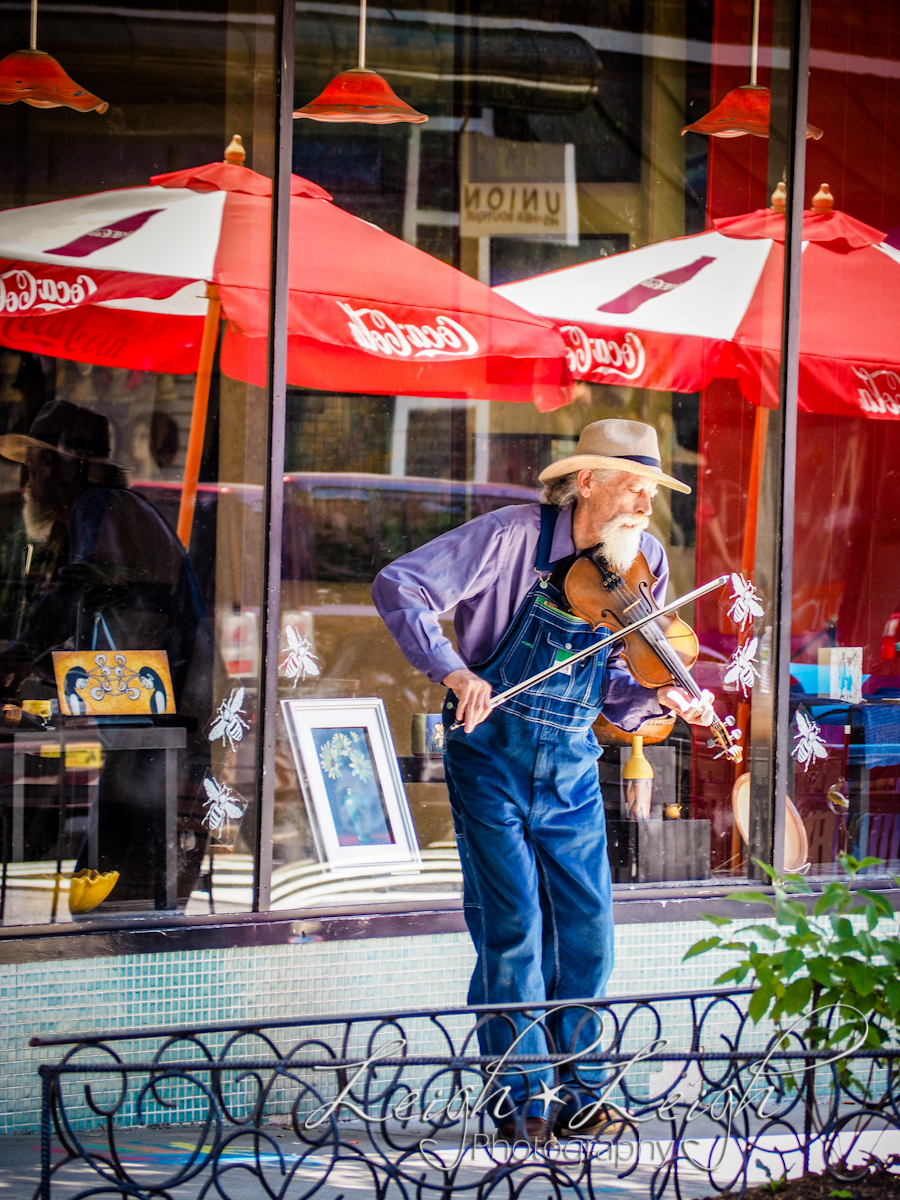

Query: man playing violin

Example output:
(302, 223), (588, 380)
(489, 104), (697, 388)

(372, 418), (715, 1143)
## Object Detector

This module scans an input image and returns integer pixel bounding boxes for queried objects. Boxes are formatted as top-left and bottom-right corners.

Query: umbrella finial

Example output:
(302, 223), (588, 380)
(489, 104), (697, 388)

(771, 180), (786, 212)
(224, 134), (245, 164)
(812, 183), (834, 213)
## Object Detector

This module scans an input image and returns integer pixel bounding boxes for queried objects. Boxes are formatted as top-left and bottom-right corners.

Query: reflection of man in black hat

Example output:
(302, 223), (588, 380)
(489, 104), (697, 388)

(0, 399), (214, 912)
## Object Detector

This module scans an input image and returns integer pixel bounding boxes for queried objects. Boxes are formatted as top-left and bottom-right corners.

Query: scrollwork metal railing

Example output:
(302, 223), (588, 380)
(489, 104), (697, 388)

(30, 987), (900, 1198)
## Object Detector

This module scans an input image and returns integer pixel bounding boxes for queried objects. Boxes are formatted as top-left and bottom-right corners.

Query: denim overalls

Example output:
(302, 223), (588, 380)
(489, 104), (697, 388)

(443, 505), (615, 1120)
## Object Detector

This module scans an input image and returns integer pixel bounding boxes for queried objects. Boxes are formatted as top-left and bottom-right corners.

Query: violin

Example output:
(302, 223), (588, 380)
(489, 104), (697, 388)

(564, 548), (743, 765)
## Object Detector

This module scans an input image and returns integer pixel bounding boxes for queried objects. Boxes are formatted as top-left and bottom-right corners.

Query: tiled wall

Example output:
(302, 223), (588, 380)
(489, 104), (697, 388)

(1, 920), (754, 1135)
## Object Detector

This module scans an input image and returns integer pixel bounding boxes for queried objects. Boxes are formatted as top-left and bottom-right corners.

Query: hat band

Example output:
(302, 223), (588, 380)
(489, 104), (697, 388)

(607, 452), (662, 470)
(58, 434), (110, 458)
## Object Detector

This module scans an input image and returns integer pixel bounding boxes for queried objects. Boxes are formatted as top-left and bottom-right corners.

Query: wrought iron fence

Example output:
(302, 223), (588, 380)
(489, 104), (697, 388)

(30, 987), (900, 1198)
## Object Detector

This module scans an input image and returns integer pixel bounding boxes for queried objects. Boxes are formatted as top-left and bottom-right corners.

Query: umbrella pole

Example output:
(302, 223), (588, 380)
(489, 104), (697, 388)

(741, 405), (768, 580)
(177, 284), (221, 548)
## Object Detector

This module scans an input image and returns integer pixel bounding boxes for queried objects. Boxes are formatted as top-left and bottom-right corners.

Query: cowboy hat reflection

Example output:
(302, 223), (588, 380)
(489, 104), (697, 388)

(0, 399), (130, 468)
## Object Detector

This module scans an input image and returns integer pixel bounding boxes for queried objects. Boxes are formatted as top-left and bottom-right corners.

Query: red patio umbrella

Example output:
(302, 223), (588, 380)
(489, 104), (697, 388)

(497, 194), (900, 783)
(494, 198), (898, 420)
(0, 139), (572, 544)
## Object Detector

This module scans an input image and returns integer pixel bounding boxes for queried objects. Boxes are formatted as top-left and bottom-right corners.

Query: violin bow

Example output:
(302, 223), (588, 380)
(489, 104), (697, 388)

(448, 574), (730, 731)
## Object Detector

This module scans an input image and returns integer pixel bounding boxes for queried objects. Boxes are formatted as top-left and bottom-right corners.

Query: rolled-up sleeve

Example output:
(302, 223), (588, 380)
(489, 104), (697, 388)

(371, 512), (509, 684)
(600, 534), (669, 731)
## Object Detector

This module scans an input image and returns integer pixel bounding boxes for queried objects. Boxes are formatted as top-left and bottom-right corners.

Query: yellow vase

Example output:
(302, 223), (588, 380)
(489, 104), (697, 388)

(68, 869), (119, 914)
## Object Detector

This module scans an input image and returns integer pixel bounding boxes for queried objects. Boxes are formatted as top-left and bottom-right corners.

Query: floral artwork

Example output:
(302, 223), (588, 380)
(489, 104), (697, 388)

(281, 626), (320, 686)
(792, 711), (828, 772)
(312, 728), (394, 847)
(726, 573), (765, 631)
(724, 636), (760, 697)
(425, 718), (444, 754)
(208, 687), (249, 751)
(280, 698), (418, 869)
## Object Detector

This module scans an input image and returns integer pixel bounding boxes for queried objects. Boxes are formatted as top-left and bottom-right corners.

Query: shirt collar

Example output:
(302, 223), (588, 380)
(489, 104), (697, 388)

(550, 505), (576, 563)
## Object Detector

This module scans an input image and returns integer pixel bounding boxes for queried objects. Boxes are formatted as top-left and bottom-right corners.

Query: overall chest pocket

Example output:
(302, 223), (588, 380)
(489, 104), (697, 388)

(498, 608), (608, 708)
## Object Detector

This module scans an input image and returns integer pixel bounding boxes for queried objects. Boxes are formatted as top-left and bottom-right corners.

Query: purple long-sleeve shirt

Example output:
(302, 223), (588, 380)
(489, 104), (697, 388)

(371, 502), (667, 731)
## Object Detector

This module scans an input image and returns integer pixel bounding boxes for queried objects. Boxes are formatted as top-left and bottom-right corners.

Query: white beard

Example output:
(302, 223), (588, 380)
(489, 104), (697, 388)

(598, 513), (648, 573)
(23, 486), (56, 543)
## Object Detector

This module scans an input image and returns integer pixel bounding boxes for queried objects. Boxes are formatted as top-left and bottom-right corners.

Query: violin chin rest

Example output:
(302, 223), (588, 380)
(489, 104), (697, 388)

(593, 711), (676, 747)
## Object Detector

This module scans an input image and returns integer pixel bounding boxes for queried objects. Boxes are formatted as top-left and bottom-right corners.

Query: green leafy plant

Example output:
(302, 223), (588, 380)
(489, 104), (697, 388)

(755, 1157), (789, 1193)
(685, 854), (900, 1060)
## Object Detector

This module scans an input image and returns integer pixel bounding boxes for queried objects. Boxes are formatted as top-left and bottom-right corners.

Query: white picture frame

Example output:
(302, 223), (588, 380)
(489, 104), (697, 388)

(280, 697), (421, 870)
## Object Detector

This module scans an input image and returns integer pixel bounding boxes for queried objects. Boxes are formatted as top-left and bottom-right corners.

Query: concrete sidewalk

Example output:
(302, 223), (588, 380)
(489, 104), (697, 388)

(2, 1126), (307, 1198)
(0, 1122), (725, 1198)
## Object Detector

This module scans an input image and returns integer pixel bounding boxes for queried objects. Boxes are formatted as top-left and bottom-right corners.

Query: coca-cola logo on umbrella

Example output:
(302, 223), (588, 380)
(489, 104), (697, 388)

(45, 209), (163, 259)
(597, 256), (716, 315)
(561, 325), (646, 381)
(852, 366), (900, 415)
(338, 302), (479, 359)
(0, 267), (98, 313)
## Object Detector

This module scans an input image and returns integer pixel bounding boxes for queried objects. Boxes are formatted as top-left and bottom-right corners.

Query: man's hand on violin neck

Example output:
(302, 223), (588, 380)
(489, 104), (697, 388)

(657, 685), (715, 727)
(443, 668), (492, 732)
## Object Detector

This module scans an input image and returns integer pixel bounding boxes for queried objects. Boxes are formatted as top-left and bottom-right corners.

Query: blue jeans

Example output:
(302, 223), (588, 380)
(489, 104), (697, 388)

(443, 574), (614, 1122)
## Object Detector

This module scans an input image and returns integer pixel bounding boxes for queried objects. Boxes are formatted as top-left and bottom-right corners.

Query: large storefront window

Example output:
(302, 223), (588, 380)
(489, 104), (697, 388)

(2, 0), (892, 939)
(0, 0), (277, 924)
(785, 0), (900, 878)
(266, 0), (799, 909)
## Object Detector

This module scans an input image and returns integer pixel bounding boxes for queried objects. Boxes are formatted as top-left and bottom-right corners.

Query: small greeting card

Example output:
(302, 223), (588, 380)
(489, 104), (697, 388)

(818, 647), (862, 704)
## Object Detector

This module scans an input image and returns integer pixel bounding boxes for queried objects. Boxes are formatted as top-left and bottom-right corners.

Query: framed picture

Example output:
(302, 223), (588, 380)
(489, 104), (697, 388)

(280, 697), (420, 869)
(52, 650), (175, 716)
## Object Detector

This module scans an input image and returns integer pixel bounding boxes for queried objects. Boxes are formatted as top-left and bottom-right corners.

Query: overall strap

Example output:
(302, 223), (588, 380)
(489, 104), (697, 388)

(535, 504), (560, 576)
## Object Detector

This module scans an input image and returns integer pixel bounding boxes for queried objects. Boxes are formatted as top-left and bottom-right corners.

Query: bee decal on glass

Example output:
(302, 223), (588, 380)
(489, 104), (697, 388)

(793, 711), (828, 772)
(201, 776), (245, 833)
(724, 636), (760, 698)
(281, 627), (320, 686)
(727, 573), (765, 631)
(208, 687), (249, 751)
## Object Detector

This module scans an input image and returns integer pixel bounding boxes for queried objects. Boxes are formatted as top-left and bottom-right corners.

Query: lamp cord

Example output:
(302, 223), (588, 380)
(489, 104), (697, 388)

(358, 0), (366, 69)
(748, 0), (758, 85)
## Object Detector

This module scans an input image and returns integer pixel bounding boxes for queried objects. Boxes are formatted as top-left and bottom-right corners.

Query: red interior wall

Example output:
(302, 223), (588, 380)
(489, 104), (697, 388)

(699, 0), (900, 670)
(692, 0), (900, 865)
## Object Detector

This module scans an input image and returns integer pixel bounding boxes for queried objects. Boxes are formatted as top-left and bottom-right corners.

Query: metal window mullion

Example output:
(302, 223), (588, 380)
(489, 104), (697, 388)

(254, 0), (294, 912)
(749, 0), (810, 878)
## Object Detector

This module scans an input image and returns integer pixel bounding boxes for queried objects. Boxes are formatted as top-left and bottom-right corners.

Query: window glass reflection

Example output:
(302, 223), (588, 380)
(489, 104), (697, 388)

(0, 0), (276, 925)
(786, 0), (900, 878)
(268, 0), (802, 907)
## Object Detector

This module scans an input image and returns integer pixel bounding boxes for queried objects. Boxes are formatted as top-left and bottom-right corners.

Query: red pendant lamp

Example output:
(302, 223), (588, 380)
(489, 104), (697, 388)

(682, 0), (820, 140)
(0, 0), (107, 113)
(294, 0), (427, 124)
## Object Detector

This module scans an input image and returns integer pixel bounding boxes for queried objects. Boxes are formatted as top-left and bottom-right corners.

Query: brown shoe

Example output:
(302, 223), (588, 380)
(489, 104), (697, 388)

(555, 1106), (627, 1139)
(496, 1116), (554, 1145)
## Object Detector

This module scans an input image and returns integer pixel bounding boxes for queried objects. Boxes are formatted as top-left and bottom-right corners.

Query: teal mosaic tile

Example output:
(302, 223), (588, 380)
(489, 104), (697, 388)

(0, 916), (821, 1134)
(17, 907), (892, 1132)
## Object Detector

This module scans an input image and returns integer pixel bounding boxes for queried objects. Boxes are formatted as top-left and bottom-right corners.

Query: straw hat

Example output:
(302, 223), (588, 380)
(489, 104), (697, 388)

(538, 418), (690, 494)
(0, 400), (129, 468)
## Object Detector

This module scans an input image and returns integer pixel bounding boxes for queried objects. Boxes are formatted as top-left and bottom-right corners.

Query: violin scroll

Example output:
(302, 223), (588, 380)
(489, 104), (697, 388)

(706, 721), (743, 763)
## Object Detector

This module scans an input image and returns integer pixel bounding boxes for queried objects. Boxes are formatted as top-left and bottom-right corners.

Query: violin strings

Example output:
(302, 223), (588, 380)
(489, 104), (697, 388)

(604, 576), (703, 697)
(588, 569), (732, 742)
